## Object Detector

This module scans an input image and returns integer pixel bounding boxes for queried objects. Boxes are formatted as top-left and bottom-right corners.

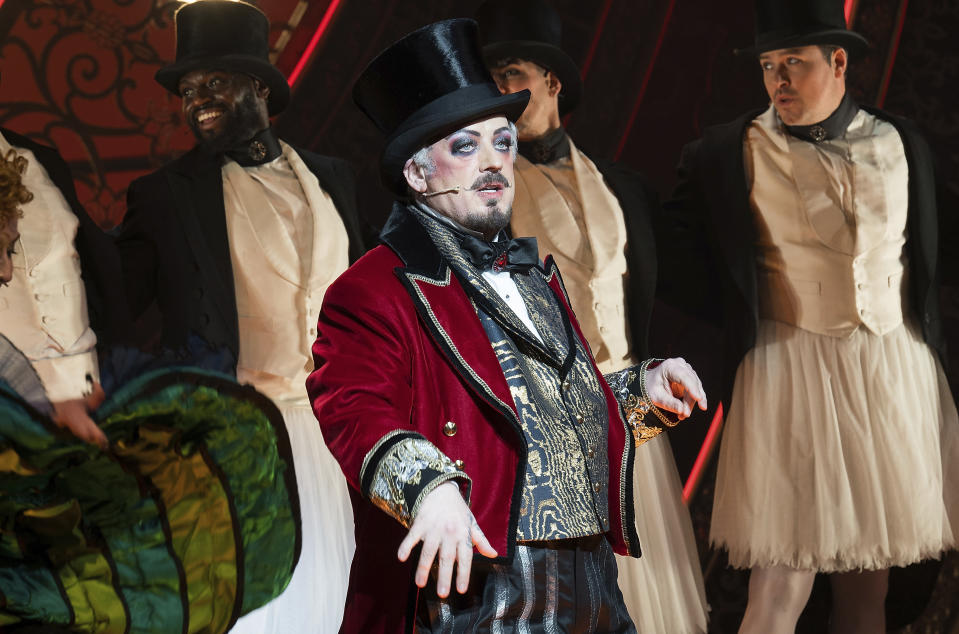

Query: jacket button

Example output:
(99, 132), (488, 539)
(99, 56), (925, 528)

(562, 380), (571, 391)
(575, 414), (584, 424)
(593, 483), (601, 493)
(453, 459), (464, 470)
(588, 448), (595, 459)
(443, 421), (457, 437)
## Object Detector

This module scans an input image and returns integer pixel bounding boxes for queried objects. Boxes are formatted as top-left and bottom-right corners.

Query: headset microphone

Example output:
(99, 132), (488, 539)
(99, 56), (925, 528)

(422, 187), (462, 197)
(421, 181), (513, 197)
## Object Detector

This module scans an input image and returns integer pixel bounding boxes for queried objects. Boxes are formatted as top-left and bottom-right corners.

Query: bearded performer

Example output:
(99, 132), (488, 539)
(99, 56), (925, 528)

(658, 1), (959, 632)
(116, 2), (365, 631)
(474, 2), (708, 631)
(307, 19), (707, 632)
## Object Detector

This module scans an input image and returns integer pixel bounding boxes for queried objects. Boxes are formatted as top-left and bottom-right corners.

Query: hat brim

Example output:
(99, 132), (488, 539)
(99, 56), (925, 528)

(735, 28), (869, 57)
(155, 54), (291, 116)
(381, 88), (530, 196)
(482, 41), (582, 115)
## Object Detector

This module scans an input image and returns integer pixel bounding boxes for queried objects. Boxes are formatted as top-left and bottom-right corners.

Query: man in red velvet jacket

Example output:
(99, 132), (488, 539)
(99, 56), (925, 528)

(307, 19), (706, 632)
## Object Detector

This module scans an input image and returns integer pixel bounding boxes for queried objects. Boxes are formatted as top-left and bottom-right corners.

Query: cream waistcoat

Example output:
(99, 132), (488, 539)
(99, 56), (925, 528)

(0, 132), (97, 400)
(222, 141), (349, 403)
(510, 139), (633, 373)
(746, 105), (909, 338)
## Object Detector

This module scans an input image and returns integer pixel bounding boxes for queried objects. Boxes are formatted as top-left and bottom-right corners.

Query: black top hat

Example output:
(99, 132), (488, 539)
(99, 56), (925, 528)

(474, 0), (582, 115)
(155, 1), (291, 116)
(737, 0), (868, 57)
(353, 19), (530, 196)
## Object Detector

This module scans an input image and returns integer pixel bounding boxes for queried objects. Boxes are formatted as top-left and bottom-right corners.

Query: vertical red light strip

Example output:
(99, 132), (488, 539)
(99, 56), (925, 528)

(613, 0), (677, 160)
(844, 0), (855, 23)
(876, 0), (909, 107)
(287, 0), (344, 88)
(579, 0), (614, 80)
(682, 402), (724, 505)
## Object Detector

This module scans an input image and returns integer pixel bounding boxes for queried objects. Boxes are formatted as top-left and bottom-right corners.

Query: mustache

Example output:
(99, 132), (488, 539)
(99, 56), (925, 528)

(422, 173), (512, 198)
(469, 172), (511, 190)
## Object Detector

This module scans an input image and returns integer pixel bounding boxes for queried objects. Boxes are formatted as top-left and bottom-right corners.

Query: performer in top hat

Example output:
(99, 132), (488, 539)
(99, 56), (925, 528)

(308, 18), (707, 632)
(658, 0), (959, 631)
(116, 1), (366, 631)
(474, 1), (708, 631)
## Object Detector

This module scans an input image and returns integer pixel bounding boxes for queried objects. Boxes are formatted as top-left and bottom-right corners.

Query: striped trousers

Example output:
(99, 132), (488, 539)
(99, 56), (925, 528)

(416, 535), (636, 633)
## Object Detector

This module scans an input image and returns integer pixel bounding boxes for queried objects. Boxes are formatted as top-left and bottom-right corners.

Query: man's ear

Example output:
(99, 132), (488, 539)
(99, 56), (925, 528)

(833, 47), (848, 78)
(547, 71), (563, 98)
(252, 76), (271, 101)
(403, 158), (428, 194)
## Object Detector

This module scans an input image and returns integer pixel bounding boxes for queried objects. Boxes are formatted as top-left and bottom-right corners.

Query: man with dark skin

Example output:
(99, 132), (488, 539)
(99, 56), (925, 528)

(117, 2), (365, 631)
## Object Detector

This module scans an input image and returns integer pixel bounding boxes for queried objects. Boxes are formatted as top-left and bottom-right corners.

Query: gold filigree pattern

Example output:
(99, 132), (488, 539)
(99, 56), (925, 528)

(605, 366), (664, 447)
(364, 433), (468, 528)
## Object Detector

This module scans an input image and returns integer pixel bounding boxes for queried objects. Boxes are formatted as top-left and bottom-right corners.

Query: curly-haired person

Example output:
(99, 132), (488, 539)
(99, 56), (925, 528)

(0, 149), (31, 286)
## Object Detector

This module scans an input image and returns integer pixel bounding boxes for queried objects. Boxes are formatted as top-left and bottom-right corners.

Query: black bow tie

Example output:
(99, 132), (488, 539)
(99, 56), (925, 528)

(460, 235), (539, 273)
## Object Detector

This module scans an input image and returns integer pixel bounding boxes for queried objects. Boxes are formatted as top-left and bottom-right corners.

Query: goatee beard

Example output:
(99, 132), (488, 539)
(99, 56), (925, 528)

(190, 92), (264, 154)
(463, 204), (511, 239)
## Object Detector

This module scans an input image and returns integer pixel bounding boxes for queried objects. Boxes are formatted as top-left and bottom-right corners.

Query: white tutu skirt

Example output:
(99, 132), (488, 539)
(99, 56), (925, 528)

(230, 403), (355, 633)
(711, 319), (959, 572)
(617, 434), (708, 633)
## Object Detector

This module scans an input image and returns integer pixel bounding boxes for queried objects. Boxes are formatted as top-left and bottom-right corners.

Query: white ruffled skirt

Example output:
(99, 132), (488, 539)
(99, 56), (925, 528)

(711, 319), (959, 572)
(617, 434), (708, 633)
(230, 403), (355, 633)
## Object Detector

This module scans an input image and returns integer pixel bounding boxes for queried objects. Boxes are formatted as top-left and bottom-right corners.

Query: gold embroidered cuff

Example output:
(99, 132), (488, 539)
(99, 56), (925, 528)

(605, 360), (675, 447)
(359, 430), (470, 528)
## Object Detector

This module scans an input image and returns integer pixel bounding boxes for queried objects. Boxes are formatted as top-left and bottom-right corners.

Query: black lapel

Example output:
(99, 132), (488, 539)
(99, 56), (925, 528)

(382, 204), (564, 366)
(860, 106), (938, 304)
(701, 110), (764, 314)
(293, 147), (367, 263)
(591, 158), (658, 360)
(165, 148), (238, 341)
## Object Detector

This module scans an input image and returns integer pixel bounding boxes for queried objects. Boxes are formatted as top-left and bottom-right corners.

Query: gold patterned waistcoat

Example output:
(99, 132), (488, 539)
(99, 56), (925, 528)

(413, 206), (612, 540)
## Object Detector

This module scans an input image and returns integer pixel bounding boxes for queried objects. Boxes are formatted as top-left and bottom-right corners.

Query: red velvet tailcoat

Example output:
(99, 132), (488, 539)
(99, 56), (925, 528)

(307, 205), (639, 632)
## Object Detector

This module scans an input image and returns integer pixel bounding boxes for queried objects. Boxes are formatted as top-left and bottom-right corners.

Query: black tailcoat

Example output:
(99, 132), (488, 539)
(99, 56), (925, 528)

(118, 143), (365, 371)
(1, 127), (127, 344)
(658, 106), (944, 399)
(595, 160), (659, 361)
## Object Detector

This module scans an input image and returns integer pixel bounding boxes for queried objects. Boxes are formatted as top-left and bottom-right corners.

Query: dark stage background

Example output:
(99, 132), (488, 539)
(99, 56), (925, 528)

(1, 0), (957, 631)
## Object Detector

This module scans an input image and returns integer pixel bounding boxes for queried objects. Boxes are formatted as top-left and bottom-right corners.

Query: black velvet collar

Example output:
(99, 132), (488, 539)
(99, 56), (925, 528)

(224, 128), (283, 167)
(783, 93), (859, 143)
(518, 126), (570, 164)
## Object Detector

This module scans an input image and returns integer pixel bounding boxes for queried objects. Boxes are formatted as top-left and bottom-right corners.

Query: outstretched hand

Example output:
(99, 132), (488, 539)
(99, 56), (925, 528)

(397, 481), (497, 598)
(51, 380), (107, 449)
(644, 357), (707, 420)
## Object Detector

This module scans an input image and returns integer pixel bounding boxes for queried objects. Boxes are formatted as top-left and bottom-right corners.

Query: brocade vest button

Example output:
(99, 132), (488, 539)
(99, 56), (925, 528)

(453, 459), (464, 470)
(593, 482), (601, 493)
(443, 421), (457, 437)
(562, 379), (571, 391)
(575, 414), (584, 424)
